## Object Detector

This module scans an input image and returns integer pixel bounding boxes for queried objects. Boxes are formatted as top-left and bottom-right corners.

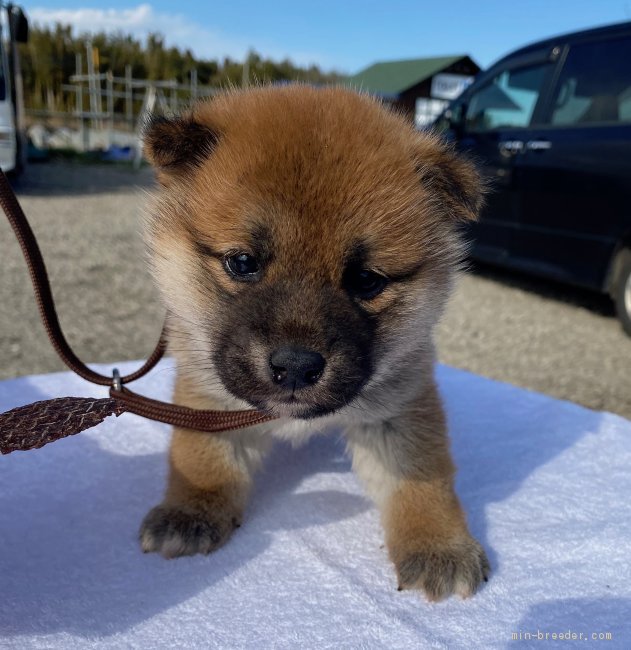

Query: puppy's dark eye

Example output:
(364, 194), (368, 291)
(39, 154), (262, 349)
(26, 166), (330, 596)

(344, 267), (388, 299)
(225, 252), (260, 280)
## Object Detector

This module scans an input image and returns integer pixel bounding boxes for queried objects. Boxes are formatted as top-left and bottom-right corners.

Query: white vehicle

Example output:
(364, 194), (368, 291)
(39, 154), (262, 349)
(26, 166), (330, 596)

(0, 3), (27, 174)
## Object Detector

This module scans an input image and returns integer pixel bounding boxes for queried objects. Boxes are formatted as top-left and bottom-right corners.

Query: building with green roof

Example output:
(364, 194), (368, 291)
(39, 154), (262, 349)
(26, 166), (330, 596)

(345, 55), (480, 127)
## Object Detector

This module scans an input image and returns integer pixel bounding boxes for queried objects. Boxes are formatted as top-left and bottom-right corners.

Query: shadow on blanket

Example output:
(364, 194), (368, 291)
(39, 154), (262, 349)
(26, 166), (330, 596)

(0, 429), (368, 637)
(516, 597), (631, 640)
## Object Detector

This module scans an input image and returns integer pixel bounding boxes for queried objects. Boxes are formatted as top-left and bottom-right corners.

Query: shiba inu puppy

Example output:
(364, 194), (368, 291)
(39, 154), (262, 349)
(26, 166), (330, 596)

(140, 85), (489, 601)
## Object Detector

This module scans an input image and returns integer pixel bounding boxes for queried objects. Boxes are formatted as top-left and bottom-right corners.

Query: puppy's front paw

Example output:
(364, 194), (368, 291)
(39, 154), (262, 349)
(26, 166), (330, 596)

(394, 537), (490, 602)
(139, 503), (241, 559)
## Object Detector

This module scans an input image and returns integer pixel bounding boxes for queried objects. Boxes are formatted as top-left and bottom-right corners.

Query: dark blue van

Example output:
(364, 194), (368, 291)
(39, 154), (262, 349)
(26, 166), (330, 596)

(435, 22), (631, 335)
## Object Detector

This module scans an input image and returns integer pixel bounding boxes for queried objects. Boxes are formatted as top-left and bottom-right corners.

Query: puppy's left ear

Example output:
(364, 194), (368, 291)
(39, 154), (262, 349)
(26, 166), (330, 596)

(143, 114), (218, 175)
(414, 136), (485, 222)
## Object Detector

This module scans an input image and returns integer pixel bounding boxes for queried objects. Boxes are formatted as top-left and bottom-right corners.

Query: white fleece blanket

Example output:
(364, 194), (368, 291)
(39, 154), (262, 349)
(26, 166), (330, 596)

(1, 359), (630, 649)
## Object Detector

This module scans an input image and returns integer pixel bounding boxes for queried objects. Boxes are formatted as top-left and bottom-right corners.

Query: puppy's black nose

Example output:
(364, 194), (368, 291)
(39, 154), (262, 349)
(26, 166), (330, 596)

(269, 346), (326, 390)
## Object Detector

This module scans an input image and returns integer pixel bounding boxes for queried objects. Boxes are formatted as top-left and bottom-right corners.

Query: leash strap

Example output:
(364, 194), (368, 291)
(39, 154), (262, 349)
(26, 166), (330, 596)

(0, 170), (276, 454)
(0, 170), (166, 386)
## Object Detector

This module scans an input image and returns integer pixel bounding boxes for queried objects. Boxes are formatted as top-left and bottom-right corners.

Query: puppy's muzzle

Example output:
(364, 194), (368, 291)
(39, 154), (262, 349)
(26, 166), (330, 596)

(269, 345), (326, 391)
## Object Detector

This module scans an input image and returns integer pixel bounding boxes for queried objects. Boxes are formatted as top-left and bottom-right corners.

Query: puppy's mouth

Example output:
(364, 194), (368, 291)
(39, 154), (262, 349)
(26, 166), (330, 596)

(216, 349), (370, 421)
(244, 390), (358, 420)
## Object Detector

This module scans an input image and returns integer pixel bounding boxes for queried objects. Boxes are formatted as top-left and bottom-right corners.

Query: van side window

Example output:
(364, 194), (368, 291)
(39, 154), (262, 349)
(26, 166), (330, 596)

(551, 36), (631, 126)
(465, 64), (548, 132)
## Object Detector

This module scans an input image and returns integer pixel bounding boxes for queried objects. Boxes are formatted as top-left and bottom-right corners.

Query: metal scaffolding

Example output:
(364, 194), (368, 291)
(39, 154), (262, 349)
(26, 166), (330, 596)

(55, 41), (217, 152)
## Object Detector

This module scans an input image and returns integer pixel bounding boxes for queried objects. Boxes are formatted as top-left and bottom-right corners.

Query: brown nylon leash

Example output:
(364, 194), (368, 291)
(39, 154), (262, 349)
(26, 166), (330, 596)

(0, 169), (276, 454)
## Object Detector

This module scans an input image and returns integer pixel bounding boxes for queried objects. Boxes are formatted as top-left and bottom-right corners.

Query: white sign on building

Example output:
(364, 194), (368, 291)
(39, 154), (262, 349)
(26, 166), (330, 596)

(415, 73), (475, 128)
(430, 73), (474, 100)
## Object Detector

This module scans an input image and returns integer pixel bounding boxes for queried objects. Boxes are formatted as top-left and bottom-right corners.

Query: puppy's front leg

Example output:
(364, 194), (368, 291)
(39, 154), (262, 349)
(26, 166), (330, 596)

(347, 383), (490, 601)
(140, 375), (271, 559)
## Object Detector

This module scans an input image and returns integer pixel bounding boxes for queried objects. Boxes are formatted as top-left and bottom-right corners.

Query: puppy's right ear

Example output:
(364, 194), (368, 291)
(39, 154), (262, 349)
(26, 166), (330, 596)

(413, 134), (485, 222)
(143, 114), (218, 176)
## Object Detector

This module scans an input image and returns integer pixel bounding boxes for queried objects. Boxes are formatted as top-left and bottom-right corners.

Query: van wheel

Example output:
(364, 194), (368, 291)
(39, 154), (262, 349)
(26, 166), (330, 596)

(613, 248), (631, 336)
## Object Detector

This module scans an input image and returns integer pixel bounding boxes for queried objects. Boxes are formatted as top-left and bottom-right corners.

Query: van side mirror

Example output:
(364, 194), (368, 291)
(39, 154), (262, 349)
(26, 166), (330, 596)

(447, 103), (467, 135)
(433, 103), (466, 137)
(8, 5), (29, 44)
(434, 103), (467, 139)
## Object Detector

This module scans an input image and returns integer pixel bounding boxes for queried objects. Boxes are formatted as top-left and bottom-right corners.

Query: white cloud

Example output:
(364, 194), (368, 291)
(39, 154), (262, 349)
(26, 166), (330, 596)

(28, 4), (336, 69)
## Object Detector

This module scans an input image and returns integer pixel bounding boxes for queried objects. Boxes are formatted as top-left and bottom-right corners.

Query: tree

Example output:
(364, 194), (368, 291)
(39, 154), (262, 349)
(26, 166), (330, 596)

(18, 24), (344, 113)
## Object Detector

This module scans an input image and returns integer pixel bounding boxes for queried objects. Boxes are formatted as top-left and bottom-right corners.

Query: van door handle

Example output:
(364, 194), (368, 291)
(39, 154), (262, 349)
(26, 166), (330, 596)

(526, 140), (552, 151)
(499, 140), (524, 156)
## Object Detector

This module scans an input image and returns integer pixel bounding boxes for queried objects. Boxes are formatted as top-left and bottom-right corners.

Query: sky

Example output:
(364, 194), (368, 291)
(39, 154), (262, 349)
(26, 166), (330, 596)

(27, 0), (631, 73)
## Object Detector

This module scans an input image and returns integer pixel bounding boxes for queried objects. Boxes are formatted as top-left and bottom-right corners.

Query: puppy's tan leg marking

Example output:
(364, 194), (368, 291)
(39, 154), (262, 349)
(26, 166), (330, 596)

(347, 380), (490, 601)
(140, 373), (271, 559)
(385, 478), (490, 601)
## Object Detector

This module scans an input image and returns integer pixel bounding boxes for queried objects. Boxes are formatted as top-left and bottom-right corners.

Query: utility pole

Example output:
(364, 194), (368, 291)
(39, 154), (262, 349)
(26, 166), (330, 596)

(86, 40), (101, 130)
(191, 68), (198, 103)
(242, 53), (250, 88)
(125, 65), (133, 127)
(106, 70), (114, 148)
(75, 53), (88, 151)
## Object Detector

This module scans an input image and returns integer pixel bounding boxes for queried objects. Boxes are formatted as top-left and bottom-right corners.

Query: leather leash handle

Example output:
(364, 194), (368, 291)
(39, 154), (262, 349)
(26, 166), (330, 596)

(0, 169), (277, 442)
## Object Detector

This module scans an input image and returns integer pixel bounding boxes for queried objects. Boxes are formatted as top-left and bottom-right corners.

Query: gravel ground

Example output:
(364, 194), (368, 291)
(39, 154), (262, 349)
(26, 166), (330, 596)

(0, 162), (165, 382)
(2, 162), (630, 419)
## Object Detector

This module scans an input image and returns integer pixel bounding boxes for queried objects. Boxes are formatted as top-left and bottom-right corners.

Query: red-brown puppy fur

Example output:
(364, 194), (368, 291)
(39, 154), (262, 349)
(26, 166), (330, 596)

(140, 85), (489, 600)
